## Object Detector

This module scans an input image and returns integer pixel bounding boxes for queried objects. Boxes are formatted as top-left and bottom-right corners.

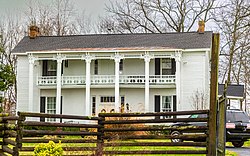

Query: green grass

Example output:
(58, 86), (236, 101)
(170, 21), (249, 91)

(1, 138), (240, 156)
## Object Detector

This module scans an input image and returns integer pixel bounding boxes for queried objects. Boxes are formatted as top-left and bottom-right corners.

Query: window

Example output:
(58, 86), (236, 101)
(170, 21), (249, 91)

(161, 58), (172, 75)
(100, 96), (115, 103)
(94, 60), (98, 75)
(47, 97), (56, 122)
(48, 61), (57, 72)
(161, 96), (172, 118)
(42, 60), (57, 76)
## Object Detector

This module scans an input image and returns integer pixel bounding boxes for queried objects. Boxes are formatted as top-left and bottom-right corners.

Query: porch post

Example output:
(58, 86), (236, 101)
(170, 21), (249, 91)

(28, 54), (35, 112)
(85, 54), (92, 116)
(56, 54), (63, 115)
(144, 52), (152, 112)
(114, 53), (122, 112)
(175, 51), (182, 111)
(114, 54), (121, 112)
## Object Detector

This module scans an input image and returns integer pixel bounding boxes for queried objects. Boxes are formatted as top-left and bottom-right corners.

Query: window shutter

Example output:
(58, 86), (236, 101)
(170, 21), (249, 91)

(42, 60), (48, 76)
(61, 61), (64, 75)
(40, 97), (46, 122)
(155, 58), (160, 75)
(171, 59), (176, 75)
(173, 95), (177, 118)
(154, 95), (160, 119)
(60, 96), (63, 123)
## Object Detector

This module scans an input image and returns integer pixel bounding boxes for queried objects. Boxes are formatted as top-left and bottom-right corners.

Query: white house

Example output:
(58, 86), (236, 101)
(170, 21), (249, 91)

(12, 26), (212, 120)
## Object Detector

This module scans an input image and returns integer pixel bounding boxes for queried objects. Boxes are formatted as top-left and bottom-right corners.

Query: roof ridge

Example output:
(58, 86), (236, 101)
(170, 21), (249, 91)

(23, 31), (213, 38)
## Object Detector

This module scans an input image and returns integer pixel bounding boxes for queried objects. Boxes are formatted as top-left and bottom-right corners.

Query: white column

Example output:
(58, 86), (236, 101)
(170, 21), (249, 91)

(175, 51), (182, 111)
(85, 56), (92, 116)
(144, 53), (151, 113)
(56, 54), (63, 115)
(114, 55), (121, 112)
(28, 54), (35, 112)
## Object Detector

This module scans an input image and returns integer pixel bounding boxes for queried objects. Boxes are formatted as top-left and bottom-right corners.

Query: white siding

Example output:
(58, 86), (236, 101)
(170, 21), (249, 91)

(98, 60), (114, 75)
(181, 51), (208, 111)
(16, 56), (29, 112)
(64, 60), (85, 75)
(123, 59), (144, 75)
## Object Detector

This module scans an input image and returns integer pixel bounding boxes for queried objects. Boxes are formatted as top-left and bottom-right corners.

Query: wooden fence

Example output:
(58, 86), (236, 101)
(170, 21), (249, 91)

(0, 110), (209, 156)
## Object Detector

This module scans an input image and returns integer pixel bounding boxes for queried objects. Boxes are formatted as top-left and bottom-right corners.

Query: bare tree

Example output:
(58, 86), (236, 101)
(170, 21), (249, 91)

(215, 0), (249, 111)
(25, 0), (78, 36)
(98, 0), (221, 33)
(191, 89), (208, 110)
(216, 0), (250, 84)
(0, 13), (25, 114)
(76, 11), (94, 34)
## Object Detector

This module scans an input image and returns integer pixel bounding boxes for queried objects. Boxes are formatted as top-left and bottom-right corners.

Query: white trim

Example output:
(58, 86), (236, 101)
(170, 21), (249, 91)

(13, 48), (210, 56)
(182, 48), (211, 52)
(25, 48), (183, 54)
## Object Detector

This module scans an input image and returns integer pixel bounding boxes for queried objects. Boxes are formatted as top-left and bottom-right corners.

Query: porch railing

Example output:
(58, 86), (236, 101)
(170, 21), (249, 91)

(37, 75), (176, 86)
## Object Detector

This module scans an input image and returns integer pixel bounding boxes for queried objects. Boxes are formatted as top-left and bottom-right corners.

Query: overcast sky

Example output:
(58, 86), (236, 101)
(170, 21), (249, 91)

(0, 0), (114, 21)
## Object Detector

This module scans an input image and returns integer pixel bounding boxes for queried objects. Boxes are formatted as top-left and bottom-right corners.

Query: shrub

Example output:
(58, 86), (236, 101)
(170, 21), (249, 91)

(104, 117), (148, 140)
(34, 141), (63, 156)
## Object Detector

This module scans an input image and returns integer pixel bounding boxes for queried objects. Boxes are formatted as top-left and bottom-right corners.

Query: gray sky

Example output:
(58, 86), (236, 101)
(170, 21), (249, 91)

(0, 0), (113, 20)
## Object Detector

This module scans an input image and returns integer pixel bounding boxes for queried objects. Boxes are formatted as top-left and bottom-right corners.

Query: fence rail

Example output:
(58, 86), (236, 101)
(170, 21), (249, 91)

(0, 110), (209, 156)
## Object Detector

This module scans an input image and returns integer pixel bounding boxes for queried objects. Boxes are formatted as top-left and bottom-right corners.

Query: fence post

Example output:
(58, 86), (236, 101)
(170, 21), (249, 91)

(14, 112), (25, 156)
(0, 114), (7, 154)
(96, 115), (105, 156)
(2, 114), (9, 155)
(217, 82), (227, 156)
(208, 33), (220, 156)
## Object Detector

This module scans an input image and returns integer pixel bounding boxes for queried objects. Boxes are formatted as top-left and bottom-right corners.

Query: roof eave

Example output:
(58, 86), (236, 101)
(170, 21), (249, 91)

(14, 48), (211, 55)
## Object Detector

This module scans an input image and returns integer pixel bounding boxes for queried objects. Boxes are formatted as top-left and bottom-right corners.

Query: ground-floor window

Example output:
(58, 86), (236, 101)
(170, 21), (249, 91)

(46, 97), (56, 122)
(161, 96), (172, 118)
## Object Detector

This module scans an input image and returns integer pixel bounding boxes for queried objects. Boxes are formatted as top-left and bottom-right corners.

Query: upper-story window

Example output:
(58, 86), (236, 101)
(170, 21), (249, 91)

(161, 58), (172, 75)
(48, 61), (57, 72)
(42, 60), (57, 76)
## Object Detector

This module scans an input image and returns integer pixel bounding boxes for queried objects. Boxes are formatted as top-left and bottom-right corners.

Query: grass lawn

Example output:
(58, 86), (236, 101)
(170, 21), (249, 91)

(18, 138), (240, 156)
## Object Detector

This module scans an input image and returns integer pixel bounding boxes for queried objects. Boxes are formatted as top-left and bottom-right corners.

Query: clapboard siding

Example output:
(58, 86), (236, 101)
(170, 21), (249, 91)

(16, 56), (29, 112)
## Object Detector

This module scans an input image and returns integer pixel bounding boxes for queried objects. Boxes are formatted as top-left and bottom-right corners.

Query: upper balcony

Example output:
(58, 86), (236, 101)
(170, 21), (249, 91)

(37, 75), (176, 87)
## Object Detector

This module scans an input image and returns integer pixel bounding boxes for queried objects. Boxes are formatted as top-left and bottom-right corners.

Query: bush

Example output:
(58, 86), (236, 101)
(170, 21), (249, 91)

(34, 141), (63, 156)
(105, 117), (148, 140)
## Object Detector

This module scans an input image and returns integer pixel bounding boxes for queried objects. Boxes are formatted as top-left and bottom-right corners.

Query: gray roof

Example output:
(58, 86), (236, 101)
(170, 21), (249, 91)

(218, 84), (244, 98)
(12, 31), (213, 53)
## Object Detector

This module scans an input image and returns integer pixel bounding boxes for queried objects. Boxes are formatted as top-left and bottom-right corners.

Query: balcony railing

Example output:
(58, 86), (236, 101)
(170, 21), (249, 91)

(37, 75), (175, 86)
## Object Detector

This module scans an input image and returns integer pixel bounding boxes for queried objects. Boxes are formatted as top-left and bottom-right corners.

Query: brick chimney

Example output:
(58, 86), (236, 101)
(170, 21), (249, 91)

(29, 25), (40, 39)
(198, 20), (205, 33)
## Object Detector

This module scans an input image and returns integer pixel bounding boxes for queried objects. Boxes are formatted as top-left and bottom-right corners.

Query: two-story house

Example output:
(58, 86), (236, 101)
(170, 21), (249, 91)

(12, 26), (212, 119)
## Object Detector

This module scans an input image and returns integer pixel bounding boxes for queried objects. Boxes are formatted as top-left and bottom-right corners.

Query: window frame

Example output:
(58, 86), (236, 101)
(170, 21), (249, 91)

(47, 60), (57, 72)
(46, 97), (56, 122)
(161, 96), (173, 118)
(161, 58), (172, 75)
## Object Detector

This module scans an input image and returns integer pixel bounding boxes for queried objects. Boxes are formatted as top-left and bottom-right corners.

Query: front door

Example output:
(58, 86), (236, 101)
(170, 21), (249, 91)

(95, 96), (124, 114)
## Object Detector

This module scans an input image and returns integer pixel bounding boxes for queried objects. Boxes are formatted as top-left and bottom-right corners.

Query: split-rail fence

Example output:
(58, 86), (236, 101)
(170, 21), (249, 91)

(0, 110), (209, 156)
